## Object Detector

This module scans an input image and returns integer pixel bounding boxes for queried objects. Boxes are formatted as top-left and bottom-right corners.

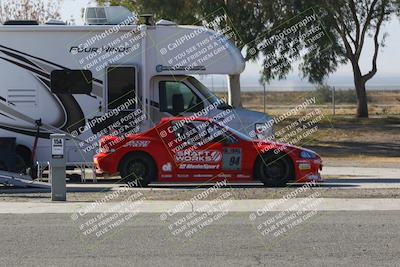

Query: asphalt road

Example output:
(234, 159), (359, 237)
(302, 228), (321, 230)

(1, 211), (399, 267)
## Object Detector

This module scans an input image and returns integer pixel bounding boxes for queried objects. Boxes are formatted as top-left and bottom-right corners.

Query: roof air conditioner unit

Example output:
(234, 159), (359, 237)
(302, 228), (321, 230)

(84, 6), (136, 25)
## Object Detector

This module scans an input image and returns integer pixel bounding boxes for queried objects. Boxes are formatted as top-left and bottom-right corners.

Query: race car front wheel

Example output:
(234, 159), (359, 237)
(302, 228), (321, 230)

(119, 152), (156, 187)
(255, 153), (293, 187)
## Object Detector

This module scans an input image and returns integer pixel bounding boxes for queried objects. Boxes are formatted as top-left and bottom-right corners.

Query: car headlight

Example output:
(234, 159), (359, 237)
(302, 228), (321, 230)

(255, 122), (274, 140)
(299, 150), (317, 159)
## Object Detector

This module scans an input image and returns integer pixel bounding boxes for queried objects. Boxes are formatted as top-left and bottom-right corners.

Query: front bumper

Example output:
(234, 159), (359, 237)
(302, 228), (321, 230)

(294, 158), (323, 183)
(93, 153), (118, 175)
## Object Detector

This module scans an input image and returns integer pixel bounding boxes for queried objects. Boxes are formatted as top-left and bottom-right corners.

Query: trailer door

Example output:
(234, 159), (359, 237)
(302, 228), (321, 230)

(105, 65), (137, 112)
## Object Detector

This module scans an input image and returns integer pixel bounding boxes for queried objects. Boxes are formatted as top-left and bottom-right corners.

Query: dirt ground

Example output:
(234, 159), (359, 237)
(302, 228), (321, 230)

(276, 116), (400, 168)
(2, 186), (400, 202)
(216, 90), (400, 116)
(228, 90), (400, 168)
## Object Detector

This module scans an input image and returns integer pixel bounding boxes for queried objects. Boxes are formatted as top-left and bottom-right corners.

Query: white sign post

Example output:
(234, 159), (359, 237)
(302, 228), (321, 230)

(50, 134), (66, 201)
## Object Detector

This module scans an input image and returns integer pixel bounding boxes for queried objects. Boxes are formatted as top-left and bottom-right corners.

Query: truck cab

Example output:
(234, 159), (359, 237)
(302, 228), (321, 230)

(149, 75), (273, 140)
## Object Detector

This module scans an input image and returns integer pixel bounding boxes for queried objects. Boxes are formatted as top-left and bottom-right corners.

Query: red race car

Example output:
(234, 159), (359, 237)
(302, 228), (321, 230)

(94, 117), (322, 187)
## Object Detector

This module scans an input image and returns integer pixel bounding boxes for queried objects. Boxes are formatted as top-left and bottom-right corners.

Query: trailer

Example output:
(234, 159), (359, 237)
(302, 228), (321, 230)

(0, 6), (273, 174)
(0, 170), (50, 188)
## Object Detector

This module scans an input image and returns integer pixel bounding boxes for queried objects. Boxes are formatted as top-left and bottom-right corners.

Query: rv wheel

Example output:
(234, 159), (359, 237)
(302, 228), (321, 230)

(119, 153), (156, 187)
(0, 161), (7, 171)
(28, 165), (38, 179)
(16, 146), (31, 173)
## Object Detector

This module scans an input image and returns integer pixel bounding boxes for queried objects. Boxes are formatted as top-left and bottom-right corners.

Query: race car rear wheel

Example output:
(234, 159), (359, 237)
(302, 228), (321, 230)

(255, 153), (293, 187)
(119, 152), (156, 187)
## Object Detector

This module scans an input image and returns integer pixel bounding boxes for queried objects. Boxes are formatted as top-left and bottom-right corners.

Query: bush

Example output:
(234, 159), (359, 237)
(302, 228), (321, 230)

(315, 85), (357, 104)
(315, 85), (332, 104)
(335, 89), (357, 103)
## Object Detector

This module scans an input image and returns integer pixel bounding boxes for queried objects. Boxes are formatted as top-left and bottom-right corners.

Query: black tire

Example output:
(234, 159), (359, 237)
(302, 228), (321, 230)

(118, 152), (156, 187)
(254, 153), (294, 187)
(16, 146), (31, 173)
(0, 161), (8, 171)
(28, 165), (38, 179)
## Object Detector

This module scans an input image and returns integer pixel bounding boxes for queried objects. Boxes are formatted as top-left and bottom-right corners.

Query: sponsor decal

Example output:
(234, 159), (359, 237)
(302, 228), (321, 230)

(175, 150), (222, 163)
(298, 163), (311, 170)
(178, 163), (220, 170)
(161, 174), (173, 178)
(193, 174), (213, 178)
(307, 174), (320, 180)
(313, 159), (321, 164)
(217, 173), (232, 178)
(177, 174), (189, 178)
(124, 140), (151, 148)
(162, 162), (172, 172)
(236, 174), (251, 178)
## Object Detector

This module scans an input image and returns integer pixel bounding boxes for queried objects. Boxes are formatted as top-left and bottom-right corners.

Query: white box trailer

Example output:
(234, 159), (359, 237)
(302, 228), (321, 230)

(0, 7), (273, 172)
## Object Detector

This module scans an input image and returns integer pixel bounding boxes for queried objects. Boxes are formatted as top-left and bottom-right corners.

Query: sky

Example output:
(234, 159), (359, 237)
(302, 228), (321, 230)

(60, 0), (400, 90)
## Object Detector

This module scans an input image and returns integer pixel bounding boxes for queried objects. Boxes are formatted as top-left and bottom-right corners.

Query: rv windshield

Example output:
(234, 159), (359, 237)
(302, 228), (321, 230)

(188, 77), (231, 109)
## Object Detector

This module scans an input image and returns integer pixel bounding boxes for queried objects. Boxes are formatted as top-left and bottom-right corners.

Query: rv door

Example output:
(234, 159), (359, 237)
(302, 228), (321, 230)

(103, 65), (140, 134)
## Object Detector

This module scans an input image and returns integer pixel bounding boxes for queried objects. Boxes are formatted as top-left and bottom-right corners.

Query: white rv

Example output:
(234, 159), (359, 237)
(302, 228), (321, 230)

(0, 6), (273, 172)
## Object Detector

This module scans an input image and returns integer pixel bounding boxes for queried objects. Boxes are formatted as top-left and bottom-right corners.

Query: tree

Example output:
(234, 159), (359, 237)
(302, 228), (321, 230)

(192, 1), (271, 107)
(0, 0), (61, 24)
(97, 0), (269, 108)
(258, 0), (397, 118)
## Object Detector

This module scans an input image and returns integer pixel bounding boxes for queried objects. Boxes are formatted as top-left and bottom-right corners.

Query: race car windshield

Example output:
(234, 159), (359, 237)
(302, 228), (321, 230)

(188, 77), (229, 107)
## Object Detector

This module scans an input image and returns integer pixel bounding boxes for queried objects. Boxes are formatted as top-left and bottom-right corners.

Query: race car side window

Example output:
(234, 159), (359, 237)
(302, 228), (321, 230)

(170, 121), (237, 149)
(206, 123), (238, 145)
(159, 81), (204, 115)
(169, 121), (210, 149)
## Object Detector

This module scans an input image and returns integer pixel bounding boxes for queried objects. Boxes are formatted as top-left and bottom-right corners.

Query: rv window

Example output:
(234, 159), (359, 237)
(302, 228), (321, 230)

(159, 81), (203, 115)
(107, 67), (136, 110)
(51, 70), (92, 94)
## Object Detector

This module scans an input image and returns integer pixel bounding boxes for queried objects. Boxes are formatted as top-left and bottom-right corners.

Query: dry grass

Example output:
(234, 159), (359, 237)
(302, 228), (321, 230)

(217, 91), (400, 167)
(215, 90), (400, 116)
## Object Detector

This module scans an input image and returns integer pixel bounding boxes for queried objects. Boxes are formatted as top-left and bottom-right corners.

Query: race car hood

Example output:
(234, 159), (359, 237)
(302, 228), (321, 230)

(210, 107), (273, 137)
(251, 139), (321, 159)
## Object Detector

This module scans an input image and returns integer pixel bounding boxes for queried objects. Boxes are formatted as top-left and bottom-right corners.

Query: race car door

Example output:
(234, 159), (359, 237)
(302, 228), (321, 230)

(168, 120), (242, 181)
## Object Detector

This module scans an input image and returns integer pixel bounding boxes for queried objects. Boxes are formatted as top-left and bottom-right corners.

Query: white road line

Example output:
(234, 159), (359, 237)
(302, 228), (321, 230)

(1, 198), (400, 214)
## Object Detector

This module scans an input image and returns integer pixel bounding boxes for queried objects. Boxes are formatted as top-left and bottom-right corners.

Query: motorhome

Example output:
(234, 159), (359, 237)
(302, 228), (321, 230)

(0, 6), (273, 172)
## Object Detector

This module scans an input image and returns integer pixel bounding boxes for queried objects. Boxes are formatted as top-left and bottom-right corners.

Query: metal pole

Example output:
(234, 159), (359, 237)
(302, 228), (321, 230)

(332, 86), (336, 116)
(263, 83), (266, 114)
